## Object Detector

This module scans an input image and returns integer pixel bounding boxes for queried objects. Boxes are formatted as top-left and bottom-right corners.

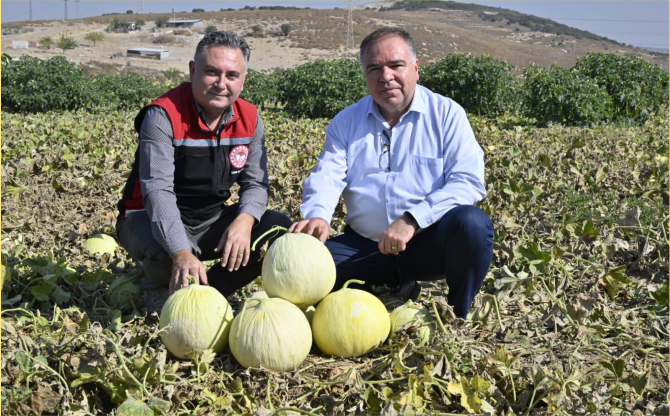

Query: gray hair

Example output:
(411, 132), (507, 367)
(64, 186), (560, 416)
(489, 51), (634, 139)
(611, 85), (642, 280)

(194, 31), (251, 69)
(359, 27), (416, 63)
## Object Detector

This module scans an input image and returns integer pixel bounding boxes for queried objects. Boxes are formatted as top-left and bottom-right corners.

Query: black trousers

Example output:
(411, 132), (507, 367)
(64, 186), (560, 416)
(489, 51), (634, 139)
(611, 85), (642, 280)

(325, 205), (494, 318)
(116, 204), (292, 296)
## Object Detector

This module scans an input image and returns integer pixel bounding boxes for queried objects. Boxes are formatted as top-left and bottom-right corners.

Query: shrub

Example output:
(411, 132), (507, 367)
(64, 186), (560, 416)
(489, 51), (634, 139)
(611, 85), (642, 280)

(155, 16), (169, 27)
(205, 25), (217, 34)
(251, 25), (264, 38)
(1, 56), (95, 113)
(89, 73), (171, 111)
(0, 56), (172, 113)
(163, 67), (187, 83)
(573, 53), (669, 125)
(419, 54), (523, 117)
(522, 64), (614, 127)
(240, 69), (278, 107)
(281, 23), (292, 36)
(273, 58), (368, 119)
(84, 32), (105, 46)
(153, 34), (176, 44)
(57, 33), (77, 54)
(40, 36), (53, 49)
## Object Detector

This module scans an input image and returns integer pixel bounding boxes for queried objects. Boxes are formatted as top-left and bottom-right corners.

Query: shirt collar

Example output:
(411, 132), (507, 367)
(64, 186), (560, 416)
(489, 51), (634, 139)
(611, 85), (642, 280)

(366, 84), (429, 124)
(193, 99), (235, 133)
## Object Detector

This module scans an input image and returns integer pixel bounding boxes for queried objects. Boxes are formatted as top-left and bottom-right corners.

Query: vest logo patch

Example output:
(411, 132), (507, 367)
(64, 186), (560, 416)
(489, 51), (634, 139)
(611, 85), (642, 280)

(230, 145), (249, 169)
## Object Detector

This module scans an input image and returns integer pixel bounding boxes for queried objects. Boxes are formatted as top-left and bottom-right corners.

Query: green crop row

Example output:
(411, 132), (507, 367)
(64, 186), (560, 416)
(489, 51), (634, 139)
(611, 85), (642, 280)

(2, 52), (667, 126)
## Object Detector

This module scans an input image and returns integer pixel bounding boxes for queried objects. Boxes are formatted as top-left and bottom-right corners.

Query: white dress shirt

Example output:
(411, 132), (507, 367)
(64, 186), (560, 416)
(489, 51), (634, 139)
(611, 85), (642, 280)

(300, 84), (486, 242)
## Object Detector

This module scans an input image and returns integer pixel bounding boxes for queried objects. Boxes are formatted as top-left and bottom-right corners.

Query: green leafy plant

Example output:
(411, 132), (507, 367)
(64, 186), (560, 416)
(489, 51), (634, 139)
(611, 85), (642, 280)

(522, 63), (614, 126)
(281, 23), (292, 36)
(57, 33), (77, 54)
(240, 69), (278, 107)
(39, 36), (53, 49)
(84, 32), (105, 46)
(154, 16), (169, 27)
(420, 53), (523, 116)
(573, 53), (670, 125)
(251, 24), (264, 37)
(274, 58), (368, 119)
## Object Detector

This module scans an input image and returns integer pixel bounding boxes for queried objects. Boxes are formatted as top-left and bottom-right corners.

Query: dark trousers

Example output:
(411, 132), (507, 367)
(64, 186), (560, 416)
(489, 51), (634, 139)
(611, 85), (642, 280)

(116, 204), (292, 296)
(325, 205), (493, 318)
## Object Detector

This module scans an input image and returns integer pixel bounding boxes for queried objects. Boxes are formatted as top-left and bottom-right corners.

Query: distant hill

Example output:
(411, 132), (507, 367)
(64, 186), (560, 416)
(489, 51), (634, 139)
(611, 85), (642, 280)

(380, 1), (620, 43)
(2, 2), (666, 78)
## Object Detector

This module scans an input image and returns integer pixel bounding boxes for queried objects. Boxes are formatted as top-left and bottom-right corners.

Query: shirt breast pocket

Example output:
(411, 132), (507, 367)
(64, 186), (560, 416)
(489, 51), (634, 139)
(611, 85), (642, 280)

(410, 155), (444, 196)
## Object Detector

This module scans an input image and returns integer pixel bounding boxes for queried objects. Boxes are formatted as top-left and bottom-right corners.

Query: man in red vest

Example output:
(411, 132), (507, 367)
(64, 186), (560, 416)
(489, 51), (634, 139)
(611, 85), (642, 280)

(117, 31), (291, 312)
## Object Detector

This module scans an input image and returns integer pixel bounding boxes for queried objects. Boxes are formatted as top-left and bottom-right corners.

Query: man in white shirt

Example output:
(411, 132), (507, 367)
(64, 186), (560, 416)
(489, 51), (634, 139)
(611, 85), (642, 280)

(289, 28), (493, 318)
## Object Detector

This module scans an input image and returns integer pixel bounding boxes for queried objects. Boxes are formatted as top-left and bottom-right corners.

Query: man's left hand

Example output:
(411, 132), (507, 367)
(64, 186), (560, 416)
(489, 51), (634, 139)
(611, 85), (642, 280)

(379, 214), (418, 255)
(215, 213), (255, 271)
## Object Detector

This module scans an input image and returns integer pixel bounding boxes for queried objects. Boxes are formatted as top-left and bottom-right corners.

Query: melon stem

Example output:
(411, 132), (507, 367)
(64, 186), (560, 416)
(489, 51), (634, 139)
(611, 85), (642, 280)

(342, 279), (365, 289)
(188, 275), (198, 285)
(251, 226), (288, 251)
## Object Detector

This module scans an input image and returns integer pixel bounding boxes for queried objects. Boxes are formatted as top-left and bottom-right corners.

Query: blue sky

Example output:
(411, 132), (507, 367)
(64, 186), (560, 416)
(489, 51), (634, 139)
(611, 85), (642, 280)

(2, 1), (668, 51)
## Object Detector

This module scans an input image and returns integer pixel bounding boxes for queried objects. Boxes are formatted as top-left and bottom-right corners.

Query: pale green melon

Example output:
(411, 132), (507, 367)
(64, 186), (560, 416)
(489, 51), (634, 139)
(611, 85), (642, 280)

(261, 233), (335, 308)
(159, 284), (234, 359)
(229, 297), (312, 372)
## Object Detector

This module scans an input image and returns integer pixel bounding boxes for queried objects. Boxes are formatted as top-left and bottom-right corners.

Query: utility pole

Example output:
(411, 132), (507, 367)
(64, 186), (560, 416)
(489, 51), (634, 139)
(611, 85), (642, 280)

(172, 7), (176, 22)
(29, 0), (33, 22)
(137, 0), (144, 14)
(64, 0), (68, 21)
(76, 0), (79, 19)
(346, 0), (354, 53)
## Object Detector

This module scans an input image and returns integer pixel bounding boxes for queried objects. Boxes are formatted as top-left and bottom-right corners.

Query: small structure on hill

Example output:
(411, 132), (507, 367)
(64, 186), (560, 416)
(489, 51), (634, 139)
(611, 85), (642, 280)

(12, 40), (37, 49)
(166, 19), (203, 28)
(126, 47), (169, 60)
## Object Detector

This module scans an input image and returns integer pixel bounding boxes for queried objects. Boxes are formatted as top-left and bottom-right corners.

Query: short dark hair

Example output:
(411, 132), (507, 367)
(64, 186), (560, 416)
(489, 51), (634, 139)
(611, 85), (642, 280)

(359, 27), (416, 62)
(194, 31), (251, 68)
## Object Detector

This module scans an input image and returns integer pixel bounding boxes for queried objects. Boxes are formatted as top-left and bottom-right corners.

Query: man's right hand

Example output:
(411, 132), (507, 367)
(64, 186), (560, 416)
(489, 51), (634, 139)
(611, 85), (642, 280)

(170, 250), (208, 294)
(288, 218), (330, 243)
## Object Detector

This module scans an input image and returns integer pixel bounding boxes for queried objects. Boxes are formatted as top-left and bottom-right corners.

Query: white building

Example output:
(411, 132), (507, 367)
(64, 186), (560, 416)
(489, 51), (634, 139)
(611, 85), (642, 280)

(166, 19), (204, 28)
(126, 48), (169, 60)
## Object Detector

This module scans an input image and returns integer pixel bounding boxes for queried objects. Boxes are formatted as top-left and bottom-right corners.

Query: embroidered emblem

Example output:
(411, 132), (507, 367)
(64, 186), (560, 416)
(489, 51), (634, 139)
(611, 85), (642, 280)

(229, 145), (249, 169)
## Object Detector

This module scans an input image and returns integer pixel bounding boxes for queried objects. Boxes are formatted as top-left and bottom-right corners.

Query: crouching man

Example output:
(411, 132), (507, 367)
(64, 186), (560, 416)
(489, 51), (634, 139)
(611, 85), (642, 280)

(116, 31), (291, 311)
(289, 28), (494, 318)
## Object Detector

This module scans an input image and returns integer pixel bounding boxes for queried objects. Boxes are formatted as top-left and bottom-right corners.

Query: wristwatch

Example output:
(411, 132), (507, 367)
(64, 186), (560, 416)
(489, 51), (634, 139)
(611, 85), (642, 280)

(404, 212), (419, 230)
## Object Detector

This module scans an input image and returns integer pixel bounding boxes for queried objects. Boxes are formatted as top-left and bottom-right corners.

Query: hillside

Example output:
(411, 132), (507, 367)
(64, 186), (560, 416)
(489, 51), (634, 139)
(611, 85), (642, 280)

(1, 1), (667, 80)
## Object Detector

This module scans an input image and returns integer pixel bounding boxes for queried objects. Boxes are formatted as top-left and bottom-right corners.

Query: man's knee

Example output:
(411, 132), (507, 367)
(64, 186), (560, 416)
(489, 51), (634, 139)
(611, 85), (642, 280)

(259, 210), (293, 230)
(438, 205), (493, 243)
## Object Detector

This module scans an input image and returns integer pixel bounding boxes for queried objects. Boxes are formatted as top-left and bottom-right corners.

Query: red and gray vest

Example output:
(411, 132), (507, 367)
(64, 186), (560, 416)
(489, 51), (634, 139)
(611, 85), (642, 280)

(117, 82), (258, 225)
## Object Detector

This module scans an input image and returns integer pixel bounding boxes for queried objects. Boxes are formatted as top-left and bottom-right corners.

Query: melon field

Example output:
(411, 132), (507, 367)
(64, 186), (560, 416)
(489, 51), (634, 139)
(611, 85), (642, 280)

(1, 103), (668, 415)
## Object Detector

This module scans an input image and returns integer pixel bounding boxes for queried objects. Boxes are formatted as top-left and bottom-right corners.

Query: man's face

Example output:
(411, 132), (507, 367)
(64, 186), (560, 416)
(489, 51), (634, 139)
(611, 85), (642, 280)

(189, 45), (247, 119)
(361, 35), (419, 120)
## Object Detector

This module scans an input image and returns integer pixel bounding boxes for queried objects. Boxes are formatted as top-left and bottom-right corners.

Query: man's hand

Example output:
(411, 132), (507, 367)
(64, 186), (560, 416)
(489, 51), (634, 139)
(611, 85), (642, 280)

(170, 250), (208, 294)
(288, 218), (330, 243)
(379, 214), (419, 255)
(214, 213), (255, 272)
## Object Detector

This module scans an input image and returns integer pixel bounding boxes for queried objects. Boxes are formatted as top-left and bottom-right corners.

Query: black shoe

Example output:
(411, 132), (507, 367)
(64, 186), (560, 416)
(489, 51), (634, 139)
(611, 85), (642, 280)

(391, 280), (421, 302)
